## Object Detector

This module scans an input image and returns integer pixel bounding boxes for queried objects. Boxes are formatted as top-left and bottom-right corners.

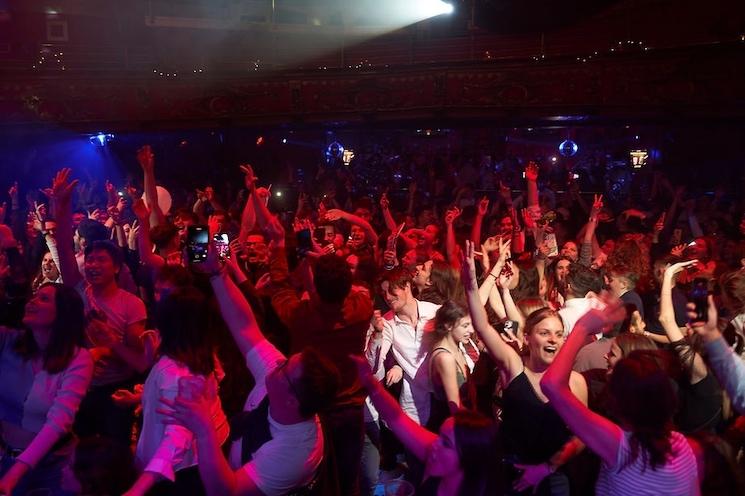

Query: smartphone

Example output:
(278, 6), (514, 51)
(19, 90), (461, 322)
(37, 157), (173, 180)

(296, 228), (313, 257)
(186, 225), (209, 263)
(688, 278), (708, 322)
(544, 232), (559, 257)
(214, 233), (230, 259)
(496, 320), (519, 338)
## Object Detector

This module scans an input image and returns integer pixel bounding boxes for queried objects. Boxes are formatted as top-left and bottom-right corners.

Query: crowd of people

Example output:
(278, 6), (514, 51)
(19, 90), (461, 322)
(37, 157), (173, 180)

(0, 142), (744, 496)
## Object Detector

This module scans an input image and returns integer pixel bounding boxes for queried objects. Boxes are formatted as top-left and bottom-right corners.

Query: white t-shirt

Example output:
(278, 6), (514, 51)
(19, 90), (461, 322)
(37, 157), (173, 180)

(77, 282), (147, 386)
(229, 340), (323, 496)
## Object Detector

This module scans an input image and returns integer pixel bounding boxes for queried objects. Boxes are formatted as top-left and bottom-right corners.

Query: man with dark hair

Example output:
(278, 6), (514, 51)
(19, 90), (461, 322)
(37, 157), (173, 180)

(48, 170), (149, 444)
(160, 249), (341, 496)
(265, 230), (372, 496)
(371, 266), (439, 425)
(559, 263), (603, 337)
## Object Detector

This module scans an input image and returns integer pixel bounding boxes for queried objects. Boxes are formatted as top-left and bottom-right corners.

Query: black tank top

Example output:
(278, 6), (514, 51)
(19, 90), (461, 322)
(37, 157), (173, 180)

(501, 371), (571, 464)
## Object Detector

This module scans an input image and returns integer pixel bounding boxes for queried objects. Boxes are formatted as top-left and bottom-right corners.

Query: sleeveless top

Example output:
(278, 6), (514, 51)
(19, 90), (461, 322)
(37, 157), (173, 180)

(501, 371), (572, 464)
(426, 347), (468, 432)
(675, 372), (722, 434)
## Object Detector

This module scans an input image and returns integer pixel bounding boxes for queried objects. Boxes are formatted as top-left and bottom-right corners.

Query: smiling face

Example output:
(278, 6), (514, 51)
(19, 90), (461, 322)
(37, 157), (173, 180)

(561, 241), (578, 262)
(450, 316), (473, 344)
(381, 280), (412, 314)
(84, 248), (118, 288)
(41, 252), (59, 281)
(526, 316), (564, 366)
(555, 259), (571, 282)
(23, 284), (57, 330)
(425, 417), (461, 478)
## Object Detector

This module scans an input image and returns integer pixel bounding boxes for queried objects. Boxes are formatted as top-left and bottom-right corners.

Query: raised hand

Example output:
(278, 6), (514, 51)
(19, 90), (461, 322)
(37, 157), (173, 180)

(126, 220), (140, 250)
(521, 207), (536, 230)
(654, 212), (666, 234)
(41, 168), (79, 206)
(524, 161), (539, 182)
(670, 244), (687, 258)
(157, 381), (218, 439)
(663, 259), (697, 279)
(240, 164), (258, 190)
(8, 181), (18, 203)
(477, 196), (489, 217)
(499, 181), (512, 203)
(460, 240), (479, 290)
(324, 208), (344, 222)
(136, 145), (155, 171)
(590, 194), (603, 218)
(380, 192), (390, 210)
(574, 297), (626, 336)
(444, 206), (461, 226)
(688, 296), (720, 343)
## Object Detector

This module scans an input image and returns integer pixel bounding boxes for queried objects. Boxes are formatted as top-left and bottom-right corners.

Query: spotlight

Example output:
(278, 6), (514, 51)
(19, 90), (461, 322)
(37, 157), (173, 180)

(558, 140), (578, 157)
(89, 132), (114, 146)
(275, 190), (283, 197)
(550, 156), (558, 163)
(282, 138), (287, 144)
(256, 136), (264, 146)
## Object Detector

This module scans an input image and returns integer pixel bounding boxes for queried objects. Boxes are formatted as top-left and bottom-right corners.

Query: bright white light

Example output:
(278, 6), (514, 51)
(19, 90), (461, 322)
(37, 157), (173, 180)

(416, 0), (454, 17)
(275, 191), (283, 197)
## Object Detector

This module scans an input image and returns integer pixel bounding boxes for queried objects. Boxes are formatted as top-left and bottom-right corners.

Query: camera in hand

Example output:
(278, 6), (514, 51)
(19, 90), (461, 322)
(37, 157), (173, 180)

(688, 277), (709, 322)
(186, 225), (209, 263)
(214, 233), (230, 259)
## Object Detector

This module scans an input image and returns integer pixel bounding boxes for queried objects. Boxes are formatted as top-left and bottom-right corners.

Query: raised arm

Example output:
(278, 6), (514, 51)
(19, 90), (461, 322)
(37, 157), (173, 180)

(470, 197), (489, 245)
(131, 199), (165, 272)
(444, 207), (461, 268)
(44, 169), (82, 287)
(326, 208), (379, 246)
(525, 162), (539, 210)
(579, 195), (602, 267)
(462, 240), (522, 377)
(137, 145), (165, 227)
(660, 260), (708, 383)
(196, 246), (264, 356)
(694, 296), (745, 413)
(541, 305), (625, 466)
(379, 192), (398, 233)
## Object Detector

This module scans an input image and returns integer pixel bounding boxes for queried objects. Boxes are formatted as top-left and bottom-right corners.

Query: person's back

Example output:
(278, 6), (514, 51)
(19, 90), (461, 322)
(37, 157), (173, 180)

(595, 430), (698, 496)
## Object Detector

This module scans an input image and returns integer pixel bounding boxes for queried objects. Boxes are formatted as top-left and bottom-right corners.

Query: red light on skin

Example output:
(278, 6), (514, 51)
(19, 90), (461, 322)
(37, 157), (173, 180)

(256, 136), (264, 146)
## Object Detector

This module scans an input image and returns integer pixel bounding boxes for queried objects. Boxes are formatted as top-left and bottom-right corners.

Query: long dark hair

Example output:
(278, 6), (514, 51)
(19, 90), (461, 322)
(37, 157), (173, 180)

(156, 286), (215, 376)
(608, 350), (677, 470)
(14, 283), (85, 373)
(453, 410), (502, 495)
(423, 300), (468, 353)
(419, 260), (465, 305)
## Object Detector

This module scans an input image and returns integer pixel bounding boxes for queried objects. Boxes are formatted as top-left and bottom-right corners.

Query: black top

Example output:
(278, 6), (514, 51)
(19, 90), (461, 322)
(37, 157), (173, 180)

(675, 371), (723, 434)
(501, 371), (572, 464)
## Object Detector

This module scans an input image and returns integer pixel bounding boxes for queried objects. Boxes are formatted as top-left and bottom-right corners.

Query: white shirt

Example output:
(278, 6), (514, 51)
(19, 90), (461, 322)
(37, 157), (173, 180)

(228, 340), (323, 496)
(136, 356), (228, 482)
(374, 299), (440, 424)
(559, 296), (605, 339)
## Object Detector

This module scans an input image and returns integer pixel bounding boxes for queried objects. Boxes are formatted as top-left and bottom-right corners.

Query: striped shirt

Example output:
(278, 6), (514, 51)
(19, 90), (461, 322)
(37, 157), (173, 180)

(596, 430), (699, 496)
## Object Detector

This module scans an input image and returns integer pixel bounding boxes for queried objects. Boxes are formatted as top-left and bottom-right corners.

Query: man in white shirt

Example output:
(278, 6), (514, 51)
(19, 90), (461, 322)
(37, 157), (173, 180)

(369, 267), (440, 425)
(559, 263), (603, 337)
